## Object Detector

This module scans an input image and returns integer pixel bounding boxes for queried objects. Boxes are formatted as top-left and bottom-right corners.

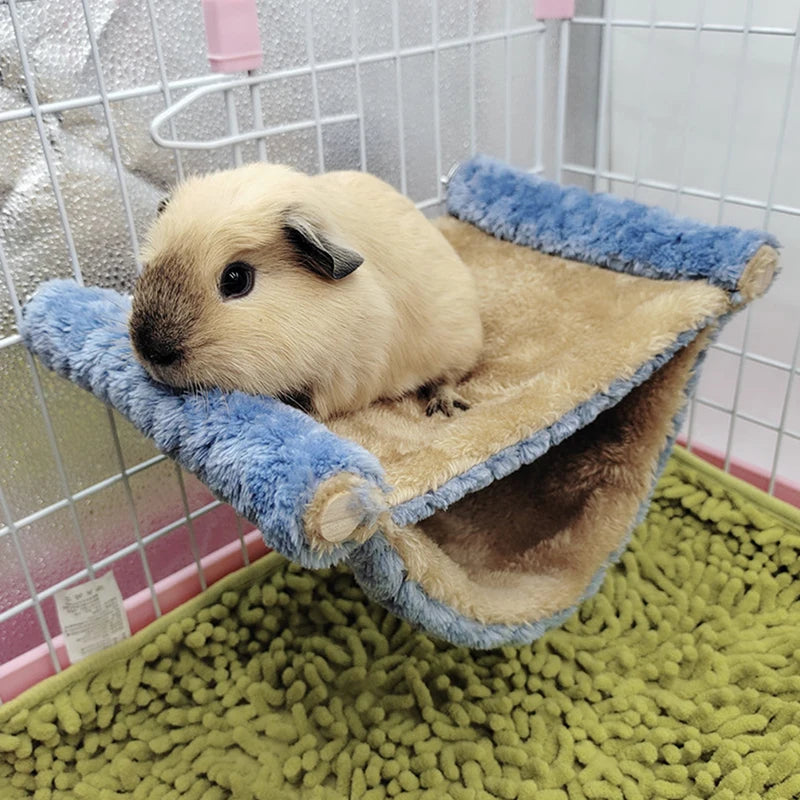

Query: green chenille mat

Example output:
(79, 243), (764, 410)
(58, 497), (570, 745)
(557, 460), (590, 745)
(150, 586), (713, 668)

(3, 449), (800, 800)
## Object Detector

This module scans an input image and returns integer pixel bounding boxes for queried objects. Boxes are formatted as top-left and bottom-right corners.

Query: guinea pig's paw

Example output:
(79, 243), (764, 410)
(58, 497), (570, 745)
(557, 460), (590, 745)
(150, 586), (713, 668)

(422, 383), (470, 417)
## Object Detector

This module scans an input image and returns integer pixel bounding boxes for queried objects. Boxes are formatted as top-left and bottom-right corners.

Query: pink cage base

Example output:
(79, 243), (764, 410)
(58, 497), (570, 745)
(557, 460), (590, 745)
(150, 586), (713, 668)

(0, 529), (267, 702)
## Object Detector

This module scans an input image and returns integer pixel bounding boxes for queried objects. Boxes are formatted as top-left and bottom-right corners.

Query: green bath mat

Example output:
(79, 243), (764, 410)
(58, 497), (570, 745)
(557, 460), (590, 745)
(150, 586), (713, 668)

(2, 448), (800, 800)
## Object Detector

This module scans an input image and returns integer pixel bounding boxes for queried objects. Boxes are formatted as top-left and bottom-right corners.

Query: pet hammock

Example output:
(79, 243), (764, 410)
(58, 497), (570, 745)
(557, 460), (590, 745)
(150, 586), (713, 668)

(21, 156), (778, 649)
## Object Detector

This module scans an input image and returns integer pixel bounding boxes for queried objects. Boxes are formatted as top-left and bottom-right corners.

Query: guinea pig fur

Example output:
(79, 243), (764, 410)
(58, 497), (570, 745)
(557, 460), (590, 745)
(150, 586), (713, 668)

(129, 163), (483, 419)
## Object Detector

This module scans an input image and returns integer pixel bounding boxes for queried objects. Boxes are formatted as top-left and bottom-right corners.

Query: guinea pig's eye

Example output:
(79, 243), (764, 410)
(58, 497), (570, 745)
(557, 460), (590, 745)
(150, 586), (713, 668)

(219, 261), (255, 300)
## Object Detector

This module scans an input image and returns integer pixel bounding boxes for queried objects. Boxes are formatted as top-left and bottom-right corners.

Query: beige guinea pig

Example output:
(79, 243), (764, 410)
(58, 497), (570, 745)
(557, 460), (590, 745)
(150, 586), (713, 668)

(129, 163), (483, 420)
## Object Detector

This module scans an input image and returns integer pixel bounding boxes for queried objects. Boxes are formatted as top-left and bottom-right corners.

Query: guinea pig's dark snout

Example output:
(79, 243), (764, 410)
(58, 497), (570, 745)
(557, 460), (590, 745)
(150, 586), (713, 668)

(130, 316), (184, 367)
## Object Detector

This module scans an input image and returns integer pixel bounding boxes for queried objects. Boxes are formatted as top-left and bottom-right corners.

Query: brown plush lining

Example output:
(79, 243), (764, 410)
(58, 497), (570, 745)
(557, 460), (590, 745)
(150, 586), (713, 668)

(323, 219), (766, 624)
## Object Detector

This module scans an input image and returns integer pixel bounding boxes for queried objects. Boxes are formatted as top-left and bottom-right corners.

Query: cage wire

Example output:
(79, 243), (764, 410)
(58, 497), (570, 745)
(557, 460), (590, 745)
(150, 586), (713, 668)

(0, 0), (798, 699)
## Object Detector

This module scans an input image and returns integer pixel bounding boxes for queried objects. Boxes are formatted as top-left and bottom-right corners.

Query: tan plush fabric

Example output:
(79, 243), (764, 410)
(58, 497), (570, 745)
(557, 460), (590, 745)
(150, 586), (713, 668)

(321, 219), (738, 624)
(329, 218), (730, 505)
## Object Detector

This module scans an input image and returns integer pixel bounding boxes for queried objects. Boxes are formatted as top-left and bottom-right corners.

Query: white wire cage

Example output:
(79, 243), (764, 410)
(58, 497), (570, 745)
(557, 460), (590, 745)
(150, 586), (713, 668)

(0, 0), (797, 699)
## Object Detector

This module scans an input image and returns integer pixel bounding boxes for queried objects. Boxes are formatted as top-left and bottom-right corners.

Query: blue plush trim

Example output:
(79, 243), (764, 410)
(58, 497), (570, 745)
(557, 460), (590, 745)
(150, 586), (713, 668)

(20, 280), (386, 571)
(447, 155), (778, 293)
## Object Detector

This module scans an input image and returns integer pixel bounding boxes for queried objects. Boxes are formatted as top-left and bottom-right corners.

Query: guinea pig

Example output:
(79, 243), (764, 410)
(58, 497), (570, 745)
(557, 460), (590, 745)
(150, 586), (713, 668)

(129, 163), (483, 420)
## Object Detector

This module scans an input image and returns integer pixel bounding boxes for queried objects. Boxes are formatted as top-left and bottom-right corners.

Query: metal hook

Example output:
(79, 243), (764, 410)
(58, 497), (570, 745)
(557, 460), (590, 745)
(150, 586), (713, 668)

(440, 162), (460, 189)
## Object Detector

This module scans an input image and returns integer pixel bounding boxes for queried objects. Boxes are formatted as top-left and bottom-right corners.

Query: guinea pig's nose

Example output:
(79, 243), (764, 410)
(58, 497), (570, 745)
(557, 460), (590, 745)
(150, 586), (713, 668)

(131, 324), (183, 367)
(146, 341), (183, 367)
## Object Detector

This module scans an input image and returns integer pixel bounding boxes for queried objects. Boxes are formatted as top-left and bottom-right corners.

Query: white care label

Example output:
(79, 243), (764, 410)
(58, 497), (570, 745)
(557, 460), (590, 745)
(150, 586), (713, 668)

(55, 571), (131, 664)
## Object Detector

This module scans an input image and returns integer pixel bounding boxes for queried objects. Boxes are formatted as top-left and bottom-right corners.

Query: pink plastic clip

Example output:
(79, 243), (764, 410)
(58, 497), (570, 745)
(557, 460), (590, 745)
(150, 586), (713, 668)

(202, 0), (263, 73)
(533, 0), (575, 20)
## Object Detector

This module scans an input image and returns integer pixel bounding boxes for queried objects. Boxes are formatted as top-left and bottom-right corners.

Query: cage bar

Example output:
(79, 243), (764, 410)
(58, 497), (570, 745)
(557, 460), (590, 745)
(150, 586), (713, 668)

(630, 1), (657, 201)
(0, 28), (543, 126)
(225, 89), (244, 166)
(432, 0), (443, 199)
(572, 18), (795, 37)
(174, 466), (208, 593)
(391, 0), (407, 194)
(249, 74), (269, 162)
(144, 0), (185, 179)
(0, 484), (61, 679)
(79, 0), (142, 264)
(672, 0), (706, 216)
(592, 0), (612, 194)
(770, 329), (800, 493)
(504, 0), (512, 163)
(561, 165), (800, 218)
(468, 0), (477, 154)
(554, 19), (570, 182)
(722, 0), (787, 479)
(349, 0), (368, 171)
(304, 0), (325, 173)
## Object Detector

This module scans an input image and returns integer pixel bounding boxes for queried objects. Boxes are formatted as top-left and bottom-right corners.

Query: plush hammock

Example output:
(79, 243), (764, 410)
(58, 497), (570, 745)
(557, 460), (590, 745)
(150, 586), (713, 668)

(21, 156), (779, 649)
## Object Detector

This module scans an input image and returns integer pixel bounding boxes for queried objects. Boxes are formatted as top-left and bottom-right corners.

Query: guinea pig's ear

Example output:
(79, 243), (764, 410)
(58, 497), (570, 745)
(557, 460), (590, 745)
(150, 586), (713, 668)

(283, 210), (364, 280)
